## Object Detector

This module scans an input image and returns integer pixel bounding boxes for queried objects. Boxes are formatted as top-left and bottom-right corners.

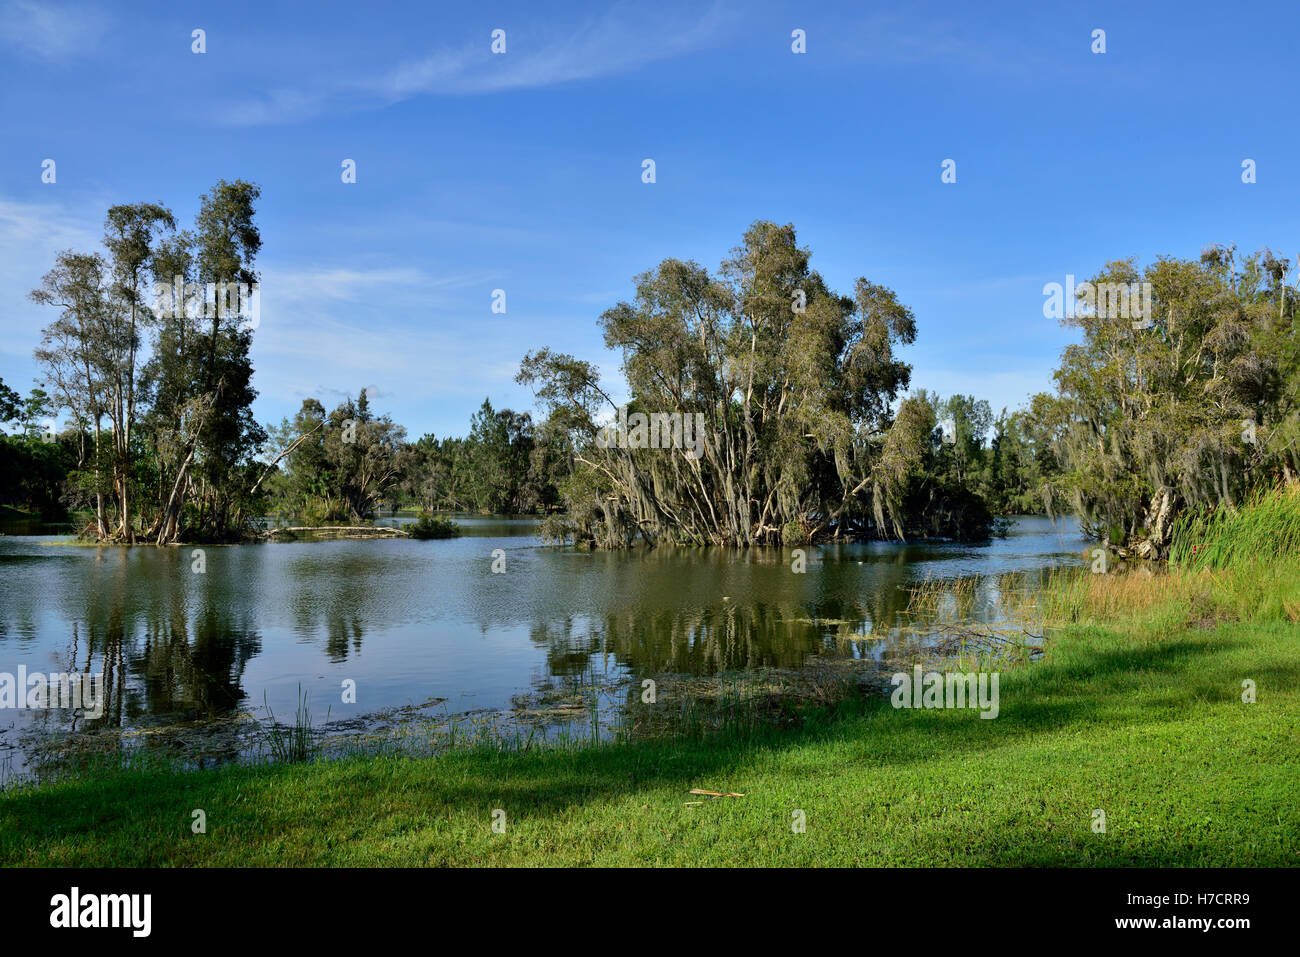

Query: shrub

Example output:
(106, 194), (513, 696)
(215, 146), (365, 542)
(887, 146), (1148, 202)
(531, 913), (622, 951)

(409, 511), (460, 539)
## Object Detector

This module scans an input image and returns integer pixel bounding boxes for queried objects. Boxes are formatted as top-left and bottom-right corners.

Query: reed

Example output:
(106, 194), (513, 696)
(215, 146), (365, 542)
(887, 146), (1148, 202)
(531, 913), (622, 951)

(263, 686), (317, 764)
(1169, 483), (1300, 569)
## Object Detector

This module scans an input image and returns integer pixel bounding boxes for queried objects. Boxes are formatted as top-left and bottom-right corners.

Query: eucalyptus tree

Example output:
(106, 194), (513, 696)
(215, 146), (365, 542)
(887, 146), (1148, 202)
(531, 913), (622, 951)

(32, 250), (115, 536)
(31, 180), (269, 543)
(29, 204), (179, 539)
(102, 203), (176, 539)
(517, 221), (928, 547)
(142, 228), (200, 543)
(1035, 247), (1299, 557)
(186, 180), (265, 540)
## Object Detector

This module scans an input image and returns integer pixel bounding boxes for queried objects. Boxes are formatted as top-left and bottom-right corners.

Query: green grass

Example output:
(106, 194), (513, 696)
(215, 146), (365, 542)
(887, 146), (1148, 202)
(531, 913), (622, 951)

(2, 557), (1297, 866)
(1170, 483), (1300, 569)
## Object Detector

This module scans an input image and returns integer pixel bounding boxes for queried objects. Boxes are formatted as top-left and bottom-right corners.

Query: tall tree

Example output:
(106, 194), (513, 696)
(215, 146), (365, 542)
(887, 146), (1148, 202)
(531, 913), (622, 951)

(186, 180), (266, 541)
(32, 251), (115, 536)
(103, 204), (177, 539)
(517, 222), (948, 547)
(1034, 247), (1299, 557)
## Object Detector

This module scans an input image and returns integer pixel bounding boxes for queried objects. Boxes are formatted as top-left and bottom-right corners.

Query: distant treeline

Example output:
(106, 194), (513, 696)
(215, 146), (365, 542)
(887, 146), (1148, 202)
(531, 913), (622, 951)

(260, 393), (563, 523)
(6, 196), (1295, 552)
(0, 381), (74, 519)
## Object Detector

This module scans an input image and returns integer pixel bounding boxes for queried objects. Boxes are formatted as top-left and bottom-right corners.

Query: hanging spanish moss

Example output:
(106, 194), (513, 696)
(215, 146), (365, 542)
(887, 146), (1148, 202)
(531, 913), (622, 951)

(516, 222), (991, 548)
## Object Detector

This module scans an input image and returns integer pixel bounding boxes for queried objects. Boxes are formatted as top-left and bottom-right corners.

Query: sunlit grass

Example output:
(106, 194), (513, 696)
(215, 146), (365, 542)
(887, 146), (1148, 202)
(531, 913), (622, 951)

(1033, 554), (1300, 629)
(1170, 483), (1300, 570)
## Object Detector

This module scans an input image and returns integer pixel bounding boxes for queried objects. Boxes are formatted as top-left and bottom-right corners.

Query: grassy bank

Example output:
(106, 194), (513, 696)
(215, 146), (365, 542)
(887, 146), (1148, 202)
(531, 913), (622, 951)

(3, 559), (1297, 866)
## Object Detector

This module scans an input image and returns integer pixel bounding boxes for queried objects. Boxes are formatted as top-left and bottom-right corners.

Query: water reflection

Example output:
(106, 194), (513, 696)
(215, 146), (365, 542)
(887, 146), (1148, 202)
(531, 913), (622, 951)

(0, 516), (1085, 772)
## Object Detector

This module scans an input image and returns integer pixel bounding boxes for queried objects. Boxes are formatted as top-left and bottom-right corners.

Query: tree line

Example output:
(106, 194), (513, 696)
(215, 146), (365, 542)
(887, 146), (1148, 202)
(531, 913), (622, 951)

(9, 199), (1292, 552)
(260, 394), (563, 523)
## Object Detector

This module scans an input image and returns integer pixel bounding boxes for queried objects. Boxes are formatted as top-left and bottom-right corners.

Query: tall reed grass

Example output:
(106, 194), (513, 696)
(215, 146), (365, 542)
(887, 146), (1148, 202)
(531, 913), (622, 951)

(263, 686), (318, 763)
(1035, 484), (1300, 628)
(1169, 483), (1300, 569)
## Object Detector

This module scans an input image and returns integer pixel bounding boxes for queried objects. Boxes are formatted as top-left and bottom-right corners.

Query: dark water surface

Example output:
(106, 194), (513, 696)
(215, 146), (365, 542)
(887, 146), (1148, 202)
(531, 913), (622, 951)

(0, 516), (1085, 773)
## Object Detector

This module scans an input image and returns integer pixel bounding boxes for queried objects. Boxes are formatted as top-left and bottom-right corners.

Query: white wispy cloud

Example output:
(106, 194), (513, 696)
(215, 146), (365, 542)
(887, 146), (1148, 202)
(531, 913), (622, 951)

(0, 195), (104, 412)
(830, 9), (1067, 78)
(0, 196), (102, 363)
(0, 0), (110, 62)
(248, 262), (530, 424)
(265, 265), (484, 305)
(0, 196), (99, 250)
(219, 3), (728, 126)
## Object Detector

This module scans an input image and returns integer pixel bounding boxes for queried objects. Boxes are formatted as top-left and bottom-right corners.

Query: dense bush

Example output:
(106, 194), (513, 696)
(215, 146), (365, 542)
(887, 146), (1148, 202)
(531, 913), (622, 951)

(408, 512), (460, 540)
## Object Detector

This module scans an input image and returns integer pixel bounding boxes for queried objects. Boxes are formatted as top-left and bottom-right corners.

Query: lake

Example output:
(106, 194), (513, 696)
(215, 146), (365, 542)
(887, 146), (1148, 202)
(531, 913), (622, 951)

(0, 515), (1085, 776)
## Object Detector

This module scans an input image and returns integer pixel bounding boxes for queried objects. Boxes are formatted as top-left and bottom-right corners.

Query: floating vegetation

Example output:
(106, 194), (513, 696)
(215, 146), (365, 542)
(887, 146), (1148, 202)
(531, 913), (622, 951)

(265, 525), (407, 541)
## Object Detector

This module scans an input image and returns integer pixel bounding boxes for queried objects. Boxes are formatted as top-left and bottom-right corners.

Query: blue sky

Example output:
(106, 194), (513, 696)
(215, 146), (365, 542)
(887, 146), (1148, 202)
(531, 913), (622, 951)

(1, 0), (1296, 438)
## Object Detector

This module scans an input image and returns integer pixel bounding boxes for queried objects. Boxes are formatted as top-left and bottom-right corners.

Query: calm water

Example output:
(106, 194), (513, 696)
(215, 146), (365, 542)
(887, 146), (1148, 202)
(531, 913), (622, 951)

(0, 516), (1085, 773)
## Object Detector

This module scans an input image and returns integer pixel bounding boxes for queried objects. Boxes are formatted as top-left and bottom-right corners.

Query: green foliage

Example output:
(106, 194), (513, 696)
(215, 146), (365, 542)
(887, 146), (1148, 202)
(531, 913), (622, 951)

(466, 399), (536, 513)
(1170, 483), (1300, 570)
(1033, 246), (1299, 557)
(407, 511), (460, 540)
(0, 433), (77, 518)
(0, 376), (20, 424)
(28, 181), (267, 543)
(516, 221), (1002, 547)
(264, 390), (405, 524)
(393, 400), (562, 515)
(0, 376), (76, 518)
